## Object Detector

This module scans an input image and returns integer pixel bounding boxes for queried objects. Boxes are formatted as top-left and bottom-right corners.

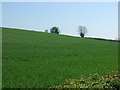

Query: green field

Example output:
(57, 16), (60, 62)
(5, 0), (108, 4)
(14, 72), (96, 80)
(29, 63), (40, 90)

(2, 27), (118, 88)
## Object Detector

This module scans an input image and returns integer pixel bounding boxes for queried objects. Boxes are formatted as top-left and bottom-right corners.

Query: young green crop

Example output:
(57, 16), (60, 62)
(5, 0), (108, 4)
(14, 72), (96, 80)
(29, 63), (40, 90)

(2, 27), (118, 88)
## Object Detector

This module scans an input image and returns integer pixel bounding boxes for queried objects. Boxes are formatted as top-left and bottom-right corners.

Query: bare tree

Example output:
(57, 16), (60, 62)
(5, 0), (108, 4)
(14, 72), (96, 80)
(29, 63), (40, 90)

(78, 25), (87, 38)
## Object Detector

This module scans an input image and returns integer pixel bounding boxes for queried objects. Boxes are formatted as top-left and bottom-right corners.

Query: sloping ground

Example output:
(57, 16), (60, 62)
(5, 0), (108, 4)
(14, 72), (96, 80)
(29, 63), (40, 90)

(2, 27), (118, 88)
(86, 37), (119, 42)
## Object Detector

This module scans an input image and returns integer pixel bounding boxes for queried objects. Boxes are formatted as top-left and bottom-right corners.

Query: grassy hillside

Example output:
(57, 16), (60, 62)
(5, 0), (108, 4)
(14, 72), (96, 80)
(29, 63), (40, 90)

(2, 27), (118, 88)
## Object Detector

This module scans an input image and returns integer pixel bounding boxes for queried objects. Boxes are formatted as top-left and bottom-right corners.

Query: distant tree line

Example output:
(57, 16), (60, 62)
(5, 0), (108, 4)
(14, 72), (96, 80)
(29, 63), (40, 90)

(45, 25), (87, 38)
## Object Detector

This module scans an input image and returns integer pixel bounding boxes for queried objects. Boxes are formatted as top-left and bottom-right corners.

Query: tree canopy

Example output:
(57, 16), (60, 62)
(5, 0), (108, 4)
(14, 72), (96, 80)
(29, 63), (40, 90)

(50, 26), (60, 34)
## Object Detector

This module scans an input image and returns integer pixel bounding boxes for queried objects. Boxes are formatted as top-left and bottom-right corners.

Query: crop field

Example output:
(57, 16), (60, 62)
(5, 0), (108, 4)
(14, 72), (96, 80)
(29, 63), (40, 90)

(2, 27), (118, 88)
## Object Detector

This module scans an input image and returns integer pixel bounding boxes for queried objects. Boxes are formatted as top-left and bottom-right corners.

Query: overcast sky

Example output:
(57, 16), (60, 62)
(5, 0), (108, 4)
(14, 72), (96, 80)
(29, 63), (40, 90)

(2, 2), (118, 39)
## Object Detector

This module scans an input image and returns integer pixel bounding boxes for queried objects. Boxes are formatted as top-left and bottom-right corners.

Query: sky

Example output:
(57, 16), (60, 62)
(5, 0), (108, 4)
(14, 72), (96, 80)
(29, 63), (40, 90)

(2, 2), (118, 39)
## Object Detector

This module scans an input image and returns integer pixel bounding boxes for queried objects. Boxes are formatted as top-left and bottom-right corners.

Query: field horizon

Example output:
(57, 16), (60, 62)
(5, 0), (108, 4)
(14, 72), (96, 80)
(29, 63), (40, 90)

(2, 27), (119, 42)
(2, 27), (118, 88)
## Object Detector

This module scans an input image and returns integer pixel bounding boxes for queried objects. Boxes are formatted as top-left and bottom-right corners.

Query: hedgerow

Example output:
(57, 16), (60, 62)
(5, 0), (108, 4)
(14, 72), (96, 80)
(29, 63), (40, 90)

(51, 73), (120, 89)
